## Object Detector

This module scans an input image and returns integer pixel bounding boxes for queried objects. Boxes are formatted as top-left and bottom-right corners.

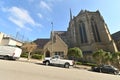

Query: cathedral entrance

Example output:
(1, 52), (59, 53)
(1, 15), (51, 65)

(45, 50), (50, 57)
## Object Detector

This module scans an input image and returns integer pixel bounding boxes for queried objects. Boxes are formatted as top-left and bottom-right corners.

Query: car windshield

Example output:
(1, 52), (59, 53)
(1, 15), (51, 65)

(103, 65), (117, 69)
(52, 55), (59, 59)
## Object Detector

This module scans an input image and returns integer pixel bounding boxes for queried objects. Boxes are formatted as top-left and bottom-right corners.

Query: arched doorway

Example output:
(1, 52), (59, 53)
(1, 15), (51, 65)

(45, 50), (50, 57)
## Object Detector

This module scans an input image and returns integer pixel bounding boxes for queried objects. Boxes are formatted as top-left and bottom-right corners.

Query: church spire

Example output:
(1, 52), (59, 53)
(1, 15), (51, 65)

(70, 8), (72, 21)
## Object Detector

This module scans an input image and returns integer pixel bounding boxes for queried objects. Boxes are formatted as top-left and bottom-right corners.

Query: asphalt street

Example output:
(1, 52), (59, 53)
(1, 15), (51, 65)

(0, 59), (120, 80)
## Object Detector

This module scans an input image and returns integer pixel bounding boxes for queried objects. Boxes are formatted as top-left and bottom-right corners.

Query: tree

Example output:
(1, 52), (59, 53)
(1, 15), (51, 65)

(103, 52), (112, 65)
(32, 49), (43, 55)
(22, 42), (37, 60)
(92, 49), (105, 65)
(112, 52), (120, 69)
(67, 47), (83, 61)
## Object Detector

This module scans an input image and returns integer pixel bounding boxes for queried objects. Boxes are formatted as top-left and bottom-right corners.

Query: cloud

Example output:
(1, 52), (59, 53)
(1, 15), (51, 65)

(40, 1), (52, 12)
(1, 6), (42, 31)
(9, 16), (32, 31)
(1, 6), (43, 32)
(8, 7), (35, 26)
(35, 23), (43, 28)
(37, 13), (43, 19)
(9, 16), (24, 28)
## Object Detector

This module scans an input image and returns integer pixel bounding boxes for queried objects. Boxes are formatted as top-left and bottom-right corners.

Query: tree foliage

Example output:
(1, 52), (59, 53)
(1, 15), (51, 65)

(103, 52), (112, 65)
(22, 42), (37, 60)
(92, 49), (105, 65)
(92, 49), (112, 65)
(112, 52), (120, 69)
(93, 49), (120, 70)
(32, 49), (43, 55)
(67, 47), (83, 61)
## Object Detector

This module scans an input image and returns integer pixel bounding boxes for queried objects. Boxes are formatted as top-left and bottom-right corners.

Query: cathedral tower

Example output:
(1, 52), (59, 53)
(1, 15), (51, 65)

(67, 10), (118, 53)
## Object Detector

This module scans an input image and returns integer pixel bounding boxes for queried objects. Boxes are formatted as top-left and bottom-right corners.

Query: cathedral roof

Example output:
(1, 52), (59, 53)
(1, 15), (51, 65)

(33, 38), (50, 49)
(53, 31), (67, 34)
(112, 31), (120, 41)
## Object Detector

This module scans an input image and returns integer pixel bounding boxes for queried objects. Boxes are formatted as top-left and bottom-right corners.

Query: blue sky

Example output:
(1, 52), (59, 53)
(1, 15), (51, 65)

(0, 0), (120, 41)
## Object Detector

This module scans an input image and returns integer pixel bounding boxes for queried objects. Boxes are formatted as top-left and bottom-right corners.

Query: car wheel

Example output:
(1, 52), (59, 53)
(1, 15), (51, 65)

(4, 56), (9, 60)
(45, 61), (50, 66)
(64, 63), (70, 68)
(99, 69), (102, 73)
(114, 71), (117, 75)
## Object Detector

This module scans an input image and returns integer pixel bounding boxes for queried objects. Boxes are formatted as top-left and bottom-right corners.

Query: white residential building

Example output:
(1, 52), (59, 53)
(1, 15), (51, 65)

(0, 32), (23, 47)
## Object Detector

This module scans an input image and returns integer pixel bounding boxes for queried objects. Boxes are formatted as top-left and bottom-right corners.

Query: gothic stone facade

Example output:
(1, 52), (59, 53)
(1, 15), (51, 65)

(66, 10), (118, 54)
(112, 31), (120, 51)
(35, 10), (118, 60)
(44, 34), (68, 57)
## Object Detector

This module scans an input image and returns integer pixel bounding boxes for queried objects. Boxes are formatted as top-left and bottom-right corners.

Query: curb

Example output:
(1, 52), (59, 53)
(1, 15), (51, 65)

(18, 58), (42, 63)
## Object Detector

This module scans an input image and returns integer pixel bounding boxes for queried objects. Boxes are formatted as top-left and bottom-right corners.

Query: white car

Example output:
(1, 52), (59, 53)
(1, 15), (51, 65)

(43, 55), (74, 68)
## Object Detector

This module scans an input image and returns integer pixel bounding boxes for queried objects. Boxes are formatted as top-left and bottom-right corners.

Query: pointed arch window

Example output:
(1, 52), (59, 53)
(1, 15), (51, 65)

(79, 21), (88, 43)
(91, 18), (101, 42)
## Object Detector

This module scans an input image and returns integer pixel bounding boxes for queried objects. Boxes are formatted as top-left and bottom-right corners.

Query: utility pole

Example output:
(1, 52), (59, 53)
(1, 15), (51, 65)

(15, 32), (19, 40)
(51, 22), (53, 55)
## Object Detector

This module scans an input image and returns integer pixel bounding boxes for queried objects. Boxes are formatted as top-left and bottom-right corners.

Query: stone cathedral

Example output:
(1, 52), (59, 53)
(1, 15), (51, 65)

(34, 10), (118, 60)
(57, 10), (118, 54)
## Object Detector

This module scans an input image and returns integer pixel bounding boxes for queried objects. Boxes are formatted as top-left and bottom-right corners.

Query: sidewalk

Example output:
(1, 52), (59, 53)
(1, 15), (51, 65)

(18, 58), (42, 63)
(74, 65), (91, 70)
(18, 58), (91, 70)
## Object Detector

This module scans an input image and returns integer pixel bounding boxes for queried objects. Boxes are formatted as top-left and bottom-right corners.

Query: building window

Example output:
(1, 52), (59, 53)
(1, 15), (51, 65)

(54, 51), (64, 57)
(83, 51), (92, 54)
(91, 18), (101, 42)
(79, 21), (88, 43)
(45, 50), (50, 57)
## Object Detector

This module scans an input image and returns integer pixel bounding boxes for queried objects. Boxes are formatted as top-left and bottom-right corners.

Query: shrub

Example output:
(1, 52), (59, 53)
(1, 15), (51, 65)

(76, 62), (82, 65)
(31, 54), (43, 60)
(82, 62), (97, 66)
(21, 53), (28, 58)
(67, 47), (83, 61)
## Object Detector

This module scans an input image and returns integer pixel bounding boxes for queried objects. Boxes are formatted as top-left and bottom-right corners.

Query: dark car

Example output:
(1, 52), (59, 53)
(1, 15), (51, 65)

(92, 65), (119, 75)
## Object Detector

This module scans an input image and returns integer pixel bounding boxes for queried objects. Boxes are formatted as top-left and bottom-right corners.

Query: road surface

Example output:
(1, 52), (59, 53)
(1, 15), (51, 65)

(0, 59), (119, 80)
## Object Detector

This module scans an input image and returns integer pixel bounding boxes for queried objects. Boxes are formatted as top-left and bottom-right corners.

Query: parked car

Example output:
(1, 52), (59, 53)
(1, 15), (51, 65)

(91, 65), (119, 75)
(43, 55), (74, 68)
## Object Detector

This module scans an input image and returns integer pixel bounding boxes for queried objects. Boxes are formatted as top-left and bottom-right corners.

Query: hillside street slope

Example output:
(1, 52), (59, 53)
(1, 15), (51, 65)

(0, 59), (119, 80)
